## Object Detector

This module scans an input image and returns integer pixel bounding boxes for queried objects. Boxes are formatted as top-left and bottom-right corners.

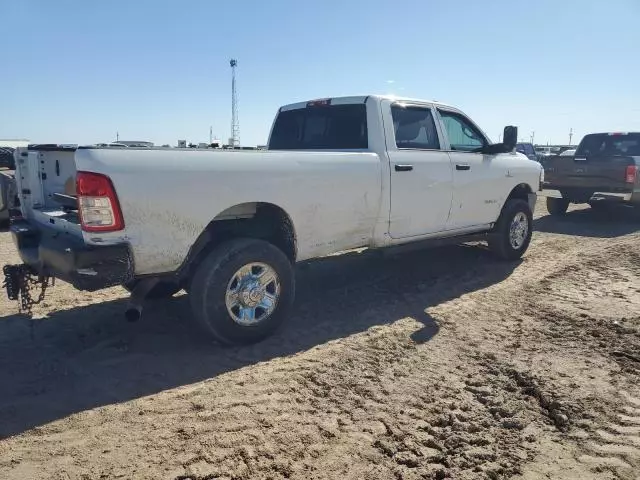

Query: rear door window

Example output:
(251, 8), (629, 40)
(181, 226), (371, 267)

(269, 104), (368, 150)
(391, 105), (441, 150)
(576, 133), (640, 158)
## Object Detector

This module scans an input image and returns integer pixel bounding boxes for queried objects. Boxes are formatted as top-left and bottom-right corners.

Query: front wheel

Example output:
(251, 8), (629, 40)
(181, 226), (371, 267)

(489, 199), (533, 261)
(189, 238), (295, 345)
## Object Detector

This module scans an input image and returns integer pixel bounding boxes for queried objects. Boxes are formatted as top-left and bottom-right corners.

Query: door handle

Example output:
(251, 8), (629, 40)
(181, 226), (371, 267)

(395, 164), (413, 172)
(456, 164), (471, 171)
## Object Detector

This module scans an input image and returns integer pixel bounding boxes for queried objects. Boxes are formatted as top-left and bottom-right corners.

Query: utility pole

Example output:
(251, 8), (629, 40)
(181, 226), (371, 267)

(116, 131), (119, 142)
(530, 131), (535, 144)
(209, 126), (213, 144)
(230, 59), (240, 147)
(569, 128), (573, 145)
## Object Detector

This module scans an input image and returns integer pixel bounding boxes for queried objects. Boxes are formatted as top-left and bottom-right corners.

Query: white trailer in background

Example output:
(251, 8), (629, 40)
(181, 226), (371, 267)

(0, 140), (28, 226)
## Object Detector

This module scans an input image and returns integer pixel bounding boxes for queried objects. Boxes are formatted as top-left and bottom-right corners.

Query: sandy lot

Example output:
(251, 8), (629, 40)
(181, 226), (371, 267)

(0, 199), (639, 480)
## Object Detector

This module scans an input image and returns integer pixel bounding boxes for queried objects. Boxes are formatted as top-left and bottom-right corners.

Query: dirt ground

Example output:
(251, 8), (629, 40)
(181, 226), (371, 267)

(0, 199), (639, 480)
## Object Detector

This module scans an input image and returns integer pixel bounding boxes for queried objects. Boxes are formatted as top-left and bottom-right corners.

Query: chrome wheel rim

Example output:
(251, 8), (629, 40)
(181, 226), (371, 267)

(509, 212), (529, 249)
(225, 263), (280, 326)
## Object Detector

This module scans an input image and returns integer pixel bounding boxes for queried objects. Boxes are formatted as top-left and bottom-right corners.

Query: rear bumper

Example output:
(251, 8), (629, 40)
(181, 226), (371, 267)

(541, 185), (636, 203)
(9, 220), (133, 291)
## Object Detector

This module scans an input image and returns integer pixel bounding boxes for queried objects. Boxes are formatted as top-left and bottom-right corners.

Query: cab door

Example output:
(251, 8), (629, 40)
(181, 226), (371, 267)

(386, 102), (453, 238)
(436, 108), (505, 229)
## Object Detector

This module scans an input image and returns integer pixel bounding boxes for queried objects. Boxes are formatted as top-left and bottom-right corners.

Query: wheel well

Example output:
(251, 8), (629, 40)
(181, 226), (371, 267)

(179, 203), (297, 282)
(507, 183), (533, 202)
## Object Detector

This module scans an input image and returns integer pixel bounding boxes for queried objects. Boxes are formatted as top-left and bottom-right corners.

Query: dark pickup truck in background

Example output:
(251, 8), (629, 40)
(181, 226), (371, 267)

(542, 132), (640, 215)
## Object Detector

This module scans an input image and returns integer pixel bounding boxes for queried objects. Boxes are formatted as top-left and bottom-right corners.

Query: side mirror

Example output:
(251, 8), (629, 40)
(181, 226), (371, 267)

(473, 125), (519, 155)
(503, 126), (518, 152)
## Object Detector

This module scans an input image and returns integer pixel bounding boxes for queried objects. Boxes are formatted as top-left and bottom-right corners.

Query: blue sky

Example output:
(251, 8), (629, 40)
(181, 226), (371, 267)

(2, 0), (639, 147)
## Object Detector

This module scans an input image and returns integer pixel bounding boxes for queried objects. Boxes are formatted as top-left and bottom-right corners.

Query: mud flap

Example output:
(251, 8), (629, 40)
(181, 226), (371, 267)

(528, 193), (537, 214)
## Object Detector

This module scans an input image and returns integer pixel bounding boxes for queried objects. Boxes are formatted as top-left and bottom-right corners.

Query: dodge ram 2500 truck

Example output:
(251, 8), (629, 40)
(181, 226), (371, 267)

(4, 95), (543, 345)
(542, 132), (640, 214)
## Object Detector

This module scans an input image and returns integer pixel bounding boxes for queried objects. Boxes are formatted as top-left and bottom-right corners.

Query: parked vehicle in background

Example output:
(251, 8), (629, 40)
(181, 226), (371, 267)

(538, 148), (576, 170)
(0, 146), (16, 170)
(542, 132), (640, 214)
(535, 146), (561, 160)
(558, 148), (576, 157)
(117, 141), (154, 148)
(95, 143), (129, 148)
(556, 146), (575, 155)
(4, 95), (542, 345)
(516, 142), (538, 162)
(0, 147), (17, 226)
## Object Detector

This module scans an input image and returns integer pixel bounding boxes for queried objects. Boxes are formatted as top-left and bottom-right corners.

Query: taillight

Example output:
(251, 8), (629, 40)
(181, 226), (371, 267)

(76, 171), (124, 232)
(626, 165), (638, 184)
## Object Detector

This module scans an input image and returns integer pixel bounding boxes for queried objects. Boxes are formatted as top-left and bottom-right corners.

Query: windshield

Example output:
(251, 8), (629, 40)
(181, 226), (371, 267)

(576, 133), (640, 157)
(269, 104), (368, 150)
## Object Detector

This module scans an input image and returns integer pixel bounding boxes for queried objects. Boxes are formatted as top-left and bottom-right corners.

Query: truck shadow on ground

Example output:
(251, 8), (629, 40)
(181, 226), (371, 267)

(0, 244), (519, 438)
(534, 205), (640, 238)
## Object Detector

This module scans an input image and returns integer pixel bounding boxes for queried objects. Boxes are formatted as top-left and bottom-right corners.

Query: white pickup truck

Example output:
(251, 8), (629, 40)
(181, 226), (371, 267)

(5, 95), (542, 344)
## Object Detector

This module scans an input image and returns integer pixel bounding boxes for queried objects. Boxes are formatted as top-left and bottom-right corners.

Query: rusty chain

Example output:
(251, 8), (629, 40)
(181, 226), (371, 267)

(3, 264), (53, 315)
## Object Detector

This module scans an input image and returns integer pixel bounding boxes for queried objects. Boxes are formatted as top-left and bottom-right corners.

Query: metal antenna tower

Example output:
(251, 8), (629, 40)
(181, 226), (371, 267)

(230, 59), (240, 147)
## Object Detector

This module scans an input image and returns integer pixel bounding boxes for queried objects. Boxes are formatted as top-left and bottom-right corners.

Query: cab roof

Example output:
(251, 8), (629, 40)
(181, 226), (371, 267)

(279, 95), (455, 112)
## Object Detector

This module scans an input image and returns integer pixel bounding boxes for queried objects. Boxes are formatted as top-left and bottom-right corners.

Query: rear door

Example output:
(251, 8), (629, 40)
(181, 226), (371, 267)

(547, 133), (639, 189)
(386, 102), (453, 238)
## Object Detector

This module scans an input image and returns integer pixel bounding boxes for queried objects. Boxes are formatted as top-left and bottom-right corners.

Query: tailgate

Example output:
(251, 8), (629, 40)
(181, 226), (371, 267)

(544, 154), (635, 189)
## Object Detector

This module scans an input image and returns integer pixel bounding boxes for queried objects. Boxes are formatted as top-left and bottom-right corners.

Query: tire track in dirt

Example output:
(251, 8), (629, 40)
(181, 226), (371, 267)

(578, 390), (640, 478)
(425, 221), (640, 478)
(494, 232), (640, 479)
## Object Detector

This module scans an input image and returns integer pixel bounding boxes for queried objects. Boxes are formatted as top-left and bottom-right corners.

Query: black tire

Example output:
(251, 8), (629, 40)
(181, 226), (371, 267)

(546, 197), (570, 215)
(123, 280), (182, 299)
(189, 238), (295, 345)
(488, 199), (533, 261)
(588, 201), (609, 212)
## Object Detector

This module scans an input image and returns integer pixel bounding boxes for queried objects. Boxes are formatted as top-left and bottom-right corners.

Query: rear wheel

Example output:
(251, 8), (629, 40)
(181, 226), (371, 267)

(489, 199), (533, 261)
(546, 197), (570, 216)
(123, 280), (181, 299)
(189, 238), (295, 345)
(588, 200), (609, 211)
